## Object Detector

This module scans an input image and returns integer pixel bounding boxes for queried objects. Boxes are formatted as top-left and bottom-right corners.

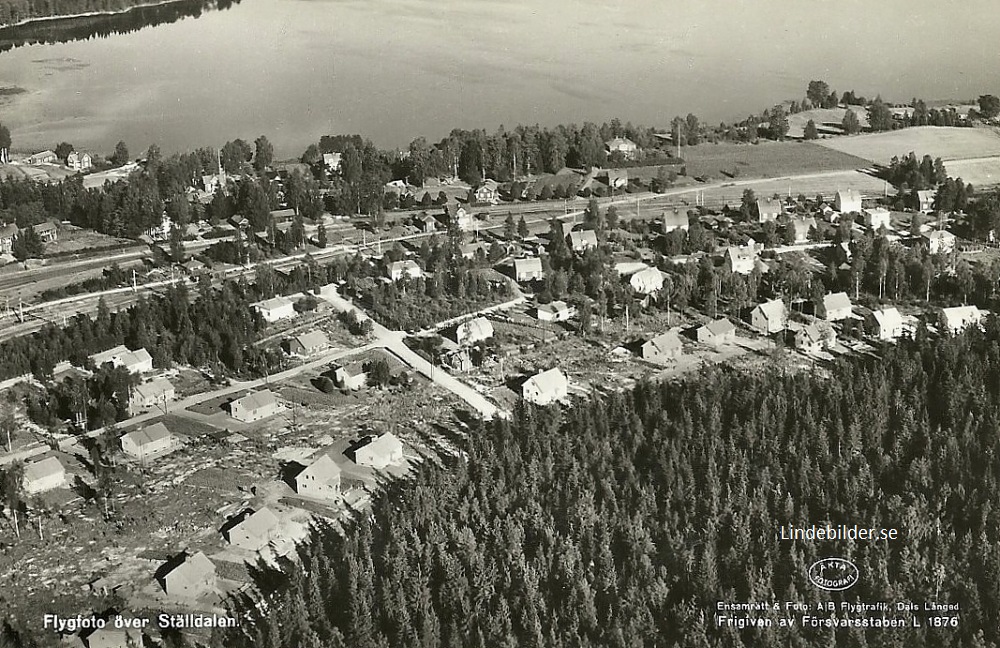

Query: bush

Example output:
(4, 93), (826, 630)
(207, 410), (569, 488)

(314, 376), (336, 393)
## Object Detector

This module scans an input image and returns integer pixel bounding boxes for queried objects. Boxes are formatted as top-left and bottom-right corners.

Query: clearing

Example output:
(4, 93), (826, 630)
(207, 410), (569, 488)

(940, 157), (1000, 188)
(786, 106), (870, 138)
(676, 141), (870, 182)
(817, 126), (1000, 163)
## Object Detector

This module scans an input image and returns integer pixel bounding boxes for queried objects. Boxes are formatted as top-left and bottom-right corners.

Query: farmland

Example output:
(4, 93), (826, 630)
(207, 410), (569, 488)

(941, 156), (1000, 188)
(817, 126), (1000, 163)
(786, 106), (869, 138)
(676, 141), (871, 182)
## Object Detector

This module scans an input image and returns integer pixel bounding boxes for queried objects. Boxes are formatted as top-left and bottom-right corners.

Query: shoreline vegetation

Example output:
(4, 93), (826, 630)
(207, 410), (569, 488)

(0, 0), (185, 30)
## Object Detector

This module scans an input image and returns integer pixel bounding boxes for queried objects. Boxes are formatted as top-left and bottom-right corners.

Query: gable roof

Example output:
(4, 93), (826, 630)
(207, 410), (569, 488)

(233, 507), (279, 539)
(358, 432), (403, 459)
(872, 307), (903, 330)
(662, 209), (688, 229)
(605, 137), (637, 149)
(256, 296), (294, 312)
(538, 300), (571, 314)
(524, 368), (568, 395)
(922, 230), (955, 241)
(644, 329), (683, 354)
(836, 189), (862, 202)
(514, 257), (542, 273)
(703, 317), (736, 337)
(754, 299), (785, 321)
(756, 198), (782, 216)
(134, 377), (174, 401)
(457, 317), (494, 341)
(916, 189), (936, 202)
(823, 292), (852, 313)
(167, 551), (215, 585)
(124, 422), (172, 448)
(569, 230), (598, 247)
(292, 330), (329, 350)
(232, 390), (278, 412)
(298, 454), (342, 483)
(796, 323), (827, 345)
(24, 456), (64, 483)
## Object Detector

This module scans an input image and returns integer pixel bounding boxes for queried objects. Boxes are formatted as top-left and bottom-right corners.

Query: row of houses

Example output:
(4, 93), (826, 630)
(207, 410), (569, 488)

(0, 221), (59, 255)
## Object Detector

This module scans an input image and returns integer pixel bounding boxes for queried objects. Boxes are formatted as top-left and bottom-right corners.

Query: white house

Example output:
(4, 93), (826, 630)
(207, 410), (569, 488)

(835, 189), (863, 214)
(536, 300), (575, 322)
(750, 299), (786, 334)
(513, 257), (544, 282)
(640, 329), (684, 363)
(522, 368), (569, 405)
(66, 151), (93, 171)
(351, 432), (404, 469)
(864, 207), (891, 230)
(253, 296), (297, 323)
(723, 246), (757, 275)
(322, 152), (342, 172)
(287, 330), (330, 356)
(89, 345), (153, 375)
(818, 292), (853, 321)
(226, 507), (280, 551)
(917, 190), (936, 213)
(121, 422), (175, 461)
(696, 318), (738, 345)
(940, 306), (983, 334)
(161, 552), (216, 598)
(294, 454), (342, 500)
(23, 457), (66, 494)
(130, 377), (175, 414)
(756, 198), (782, 223)
(661, 209), (689, 233)
(388, 260), (424, 281)
(869, 307), (904, 341)
(605, 137), (638, 160)
(922, 230), (956, 255)
(790, 216), (817, 243)
(229, 390), (282, 423)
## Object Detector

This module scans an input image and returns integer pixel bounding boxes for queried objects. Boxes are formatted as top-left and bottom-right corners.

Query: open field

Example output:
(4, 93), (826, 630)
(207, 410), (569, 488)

(941, 156), (1000, 188)
(677, 141), (871, 181)
(817, 126), (1000, 163)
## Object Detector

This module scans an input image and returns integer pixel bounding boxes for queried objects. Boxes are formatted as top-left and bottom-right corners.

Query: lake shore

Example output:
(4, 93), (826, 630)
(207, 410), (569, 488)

(0, 0), (188, 31)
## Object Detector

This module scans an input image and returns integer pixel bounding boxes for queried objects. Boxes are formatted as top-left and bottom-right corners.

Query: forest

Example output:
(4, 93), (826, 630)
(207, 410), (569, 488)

(192, 326), (1000, 648)
(0, 0), (238, 29)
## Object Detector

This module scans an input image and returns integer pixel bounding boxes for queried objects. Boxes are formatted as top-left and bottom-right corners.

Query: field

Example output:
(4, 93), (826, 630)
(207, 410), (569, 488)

(677, 141), (871, 181)
(817, 126), (1000, 163)
(941, 156), (1000, 188)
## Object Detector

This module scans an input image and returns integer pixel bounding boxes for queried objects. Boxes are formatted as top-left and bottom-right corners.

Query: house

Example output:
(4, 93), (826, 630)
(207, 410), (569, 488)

(661, 209), (689, 233)
(294, 454), (342, 500)
(388, 259), (423, 281)
(89, 345), (154, 374)
(32, 222), (58, 242)
(450, 317), (494, 345)
(322, 152), (342, 172)
(181, 258), (206, 275)
(66, 151), (93, 171)
(26, 150), (57, 164)
(867, 307), (904, 341)
(473, 179), (500, 205)
(201, 173), (226, 193)
(794, 323), (834, 354)
(605, 169), (628, 190)
(756, 198), (783, 223)
(696, 318), (738, 345)
(229, 214), (249, 229)
(640, 329), (684, 363)
(129, 378), (175, 414)
(521, 368), (569, 405)
(605, 137), (638, 160)
(253, 296), (296, 323)
(536, 300), (575, 322)
(333, 362), (367, 390)
(228, 390), (282, 423)
(226, 507), (280, 551)
(922, 230), (956, 255)
(0, 224), (17, 254)
(723, 246), (757, 275)
(629, 267), (665, 295)
(513, 257), (544, 282)
(835, 189), (863, 214)
(445, 202), (475, 231)
(817, 292), (853, 321)
(864, 207), (891, 230)
(286, 330), (329, 356)
(750, 299), (786, 334)
(351, 432), (404, 469)
(790, 216), (817, 243)
(121, 422), (175, 460)
(23, 457), (66, 494)
(569, 230), (598, 252)
(161, 552), (217, 598)
(917, 190), (936, 213)
(459, 242), (488, 260)
(418, 213), (438, 233)
(940, 306), (983, 334)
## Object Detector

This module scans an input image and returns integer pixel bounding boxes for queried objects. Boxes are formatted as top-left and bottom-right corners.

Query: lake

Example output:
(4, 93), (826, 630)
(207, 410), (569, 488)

(1, 0), (999, 159)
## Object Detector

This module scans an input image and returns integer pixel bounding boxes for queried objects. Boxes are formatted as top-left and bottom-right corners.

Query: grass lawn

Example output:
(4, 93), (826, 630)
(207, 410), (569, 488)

(817, 126), (1000, 163)
(676, 141), (870, 181)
